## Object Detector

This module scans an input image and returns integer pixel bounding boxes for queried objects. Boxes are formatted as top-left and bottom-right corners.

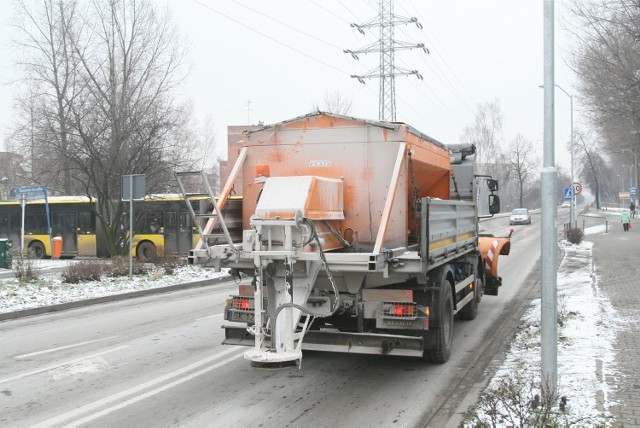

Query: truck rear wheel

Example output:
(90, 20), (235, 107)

(458, 268), (482, 321)
(423, 275), (454, 363)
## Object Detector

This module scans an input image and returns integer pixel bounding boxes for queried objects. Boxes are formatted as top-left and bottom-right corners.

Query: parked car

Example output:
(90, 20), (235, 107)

(510, 208), (531, 225)
(561, 201), (570, 208)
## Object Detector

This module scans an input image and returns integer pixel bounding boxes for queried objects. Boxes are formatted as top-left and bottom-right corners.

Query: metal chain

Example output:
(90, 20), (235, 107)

(408, 150), (421, 245)
(408, 150), (419, 217)
(451, 171), (461, 200)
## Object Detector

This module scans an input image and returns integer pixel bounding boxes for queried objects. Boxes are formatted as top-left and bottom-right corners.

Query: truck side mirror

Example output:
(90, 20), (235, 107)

(489, 194), (500, 214)
(487, 179), (499, 192)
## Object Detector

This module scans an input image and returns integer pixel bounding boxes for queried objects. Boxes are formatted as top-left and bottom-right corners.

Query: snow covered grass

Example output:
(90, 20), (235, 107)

(0, 259), (229, 313)
(0, 231), (624, 425)
(464, 240), (620, 426)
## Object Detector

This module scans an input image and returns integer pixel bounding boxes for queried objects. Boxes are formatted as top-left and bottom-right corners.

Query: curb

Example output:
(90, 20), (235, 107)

(0, 275), (232, 321)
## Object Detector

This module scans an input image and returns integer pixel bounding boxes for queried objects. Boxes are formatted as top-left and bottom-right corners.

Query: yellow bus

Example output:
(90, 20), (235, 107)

(0, 195), (242, 261)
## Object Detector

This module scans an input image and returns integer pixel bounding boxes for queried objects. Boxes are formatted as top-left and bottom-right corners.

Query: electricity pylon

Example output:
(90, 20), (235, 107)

(344, 0), (428, 121)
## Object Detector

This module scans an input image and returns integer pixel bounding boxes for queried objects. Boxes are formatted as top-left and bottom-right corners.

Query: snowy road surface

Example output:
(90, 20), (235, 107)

(0, 208), (616, 426)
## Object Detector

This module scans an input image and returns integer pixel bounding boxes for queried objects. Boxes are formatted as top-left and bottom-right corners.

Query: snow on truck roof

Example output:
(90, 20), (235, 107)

(243, 111), (448, 150)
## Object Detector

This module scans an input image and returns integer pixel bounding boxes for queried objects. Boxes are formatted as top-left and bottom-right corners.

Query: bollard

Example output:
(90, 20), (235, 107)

(52, 236), (63, 259)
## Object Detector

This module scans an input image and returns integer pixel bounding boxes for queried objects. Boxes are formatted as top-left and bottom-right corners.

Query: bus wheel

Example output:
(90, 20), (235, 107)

(137, 241), (157, 263)
(28, 241), (46, 259)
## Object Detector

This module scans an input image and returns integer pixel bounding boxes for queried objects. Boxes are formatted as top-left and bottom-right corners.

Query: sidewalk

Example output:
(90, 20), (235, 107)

(588, 214), (640, 426)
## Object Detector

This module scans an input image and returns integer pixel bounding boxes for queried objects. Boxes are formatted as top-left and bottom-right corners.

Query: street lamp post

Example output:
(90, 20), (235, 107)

(617, 174), (624, 193)
(623, 148), (638, 204)
(538, 83), (574, 227)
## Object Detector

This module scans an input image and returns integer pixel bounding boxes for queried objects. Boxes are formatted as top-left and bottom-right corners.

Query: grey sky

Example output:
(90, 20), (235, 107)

(0, 0), (578, 173)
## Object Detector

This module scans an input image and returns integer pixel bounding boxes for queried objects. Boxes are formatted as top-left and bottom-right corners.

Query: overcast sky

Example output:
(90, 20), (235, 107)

(0, 0), (579, 175)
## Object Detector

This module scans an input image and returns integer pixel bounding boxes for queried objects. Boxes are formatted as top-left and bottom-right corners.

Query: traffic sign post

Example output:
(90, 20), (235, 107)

(568, 182), (582, 228)
(122, 174), (146, 277)
(10, 185), (51, 256)
(572, 182), (582, 196)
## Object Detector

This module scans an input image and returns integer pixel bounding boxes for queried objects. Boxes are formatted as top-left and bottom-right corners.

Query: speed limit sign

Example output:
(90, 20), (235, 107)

(572, 182), (582, 196)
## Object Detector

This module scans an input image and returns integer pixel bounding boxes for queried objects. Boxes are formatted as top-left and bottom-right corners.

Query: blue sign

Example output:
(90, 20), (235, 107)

(563, 187), (572, 200)
(631, 187), (637, 197)
(10, 185), (48, 201)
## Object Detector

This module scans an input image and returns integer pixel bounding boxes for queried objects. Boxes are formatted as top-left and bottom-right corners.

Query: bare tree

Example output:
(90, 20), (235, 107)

(11, 0), (80, 193)
(311, 89), (353, 116)
(194, 113), (222, 192)
(461, 99), (504, 174)
(567, 0), (640, 154)
(575, 133), (608, 209)
(197, 114), (220, 169)
(11, 0), (195, 255)
(503, 135), (538, 208)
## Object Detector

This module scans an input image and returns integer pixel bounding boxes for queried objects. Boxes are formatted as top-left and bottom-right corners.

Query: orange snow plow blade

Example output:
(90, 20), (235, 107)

(478, 235), (511, 283)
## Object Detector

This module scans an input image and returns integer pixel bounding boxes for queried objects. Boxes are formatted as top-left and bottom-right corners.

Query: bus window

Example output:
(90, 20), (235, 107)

(78, 211), (94, 234)
(10, 213), (19, 231)
(165, 211), (176, 230)
(66, 212), (77, 234)
(52, 212), (64, 236)
(26, 213), (47, 234)
(179, 212), (191, 232)
(136, 209), (163, 234)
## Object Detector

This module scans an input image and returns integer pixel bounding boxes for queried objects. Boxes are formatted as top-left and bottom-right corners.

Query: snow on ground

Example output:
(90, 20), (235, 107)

(468, 238), (620, 425)
(0, 222), (624, 424)
(0, 260), (229, 314)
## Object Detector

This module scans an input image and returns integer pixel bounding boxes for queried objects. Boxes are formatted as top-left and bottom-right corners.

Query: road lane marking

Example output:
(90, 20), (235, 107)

(0, 346), (128, 385)
(34, 346), (243, 427)
(15, 336), (119, 359)
(64, 353), (244, 427)
(51, 356), (111, 381)
(193, 313), (223, 321)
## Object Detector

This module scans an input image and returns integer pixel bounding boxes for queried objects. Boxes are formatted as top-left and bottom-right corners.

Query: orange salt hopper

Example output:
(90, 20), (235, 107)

(229, 112), (451, 253)
(189, 112), (508, 367)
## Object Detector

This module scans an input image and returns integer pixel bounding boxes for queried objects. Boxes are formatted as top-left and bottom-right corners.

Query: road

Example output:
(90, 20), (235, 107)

(0, 211), (553, 427)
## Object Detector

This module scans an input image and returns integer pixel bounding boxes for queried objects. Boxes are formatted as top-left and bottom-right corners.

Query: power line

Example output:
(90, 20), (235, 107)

(345, 0), (427, 121)
(230, 0), (343, 51)
(398, 2), (482, 105)
(394, 3), (478, 116)
(190, 0), (350, 76)
(189, 0), (457, 134)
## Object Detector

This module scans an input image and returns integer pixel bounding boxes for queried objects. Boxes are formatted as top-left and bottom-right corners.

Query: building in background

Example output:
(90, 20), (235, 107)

(0, 152), (26, 200)
(218, 125), (262, 193)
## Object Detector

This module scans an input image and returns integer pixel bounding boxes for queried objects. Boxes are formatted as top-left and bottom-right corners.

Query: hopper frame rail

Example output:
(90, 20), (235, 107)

(175, 170), (237, 263)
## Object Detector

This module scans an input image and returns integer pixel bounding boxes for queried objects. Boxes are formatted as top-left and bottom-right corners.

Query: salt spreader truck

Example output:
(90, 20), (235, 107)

(179, 113), (511, 367)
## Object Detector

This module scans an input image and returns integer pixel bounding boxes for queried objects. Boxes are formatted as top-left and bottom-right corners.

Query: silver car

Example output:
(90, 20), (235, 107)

(510, 208), (531, 225)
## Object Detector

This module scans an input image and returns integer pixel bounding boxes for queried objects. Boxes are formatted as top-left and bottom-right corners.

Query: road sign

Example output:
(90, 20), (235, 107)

(122, 174), (145, 201)
(10, 185), (48, 200)
(563, 187), (572, 200)
(572, 182), (582, 196)
(631, 187), (637, 197)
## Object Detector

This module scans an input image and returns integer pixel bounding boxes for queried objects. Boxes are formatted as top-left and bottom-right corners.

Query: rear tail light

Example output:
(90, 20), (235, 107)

(382, 301), (417, 319)
(232, 296), (254, 312)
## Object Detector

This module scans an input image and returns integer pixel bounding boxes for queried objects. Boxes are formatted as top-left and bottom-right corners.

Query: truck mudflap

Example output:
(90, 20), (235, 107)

(223, 325), (424, 358)
(478, 234), (511, 295)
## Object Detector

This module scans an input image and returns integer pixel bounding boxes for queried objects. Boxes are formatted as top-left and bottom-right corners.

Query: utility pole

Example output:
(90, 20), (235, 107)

(542, 0), (558, 398)
(244, 99), (254, 125)
(344, 0), (428, 121)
